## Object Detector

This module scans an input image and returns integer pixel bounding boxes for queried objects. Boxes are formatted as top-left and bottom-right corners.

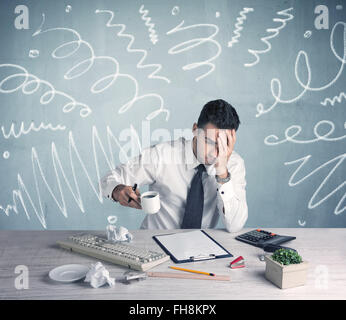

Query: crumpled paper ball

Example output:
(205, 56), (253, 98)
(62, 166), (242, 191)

(107, 224), (133, 243)
(118, 226), (133, 242)
(84, 262), (115, 288)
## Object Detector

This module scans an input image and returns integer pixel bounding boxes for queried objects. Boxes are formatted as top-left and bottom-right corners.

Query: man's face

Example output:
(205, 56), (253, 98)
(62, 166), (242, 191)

(193, 123), (219, 165)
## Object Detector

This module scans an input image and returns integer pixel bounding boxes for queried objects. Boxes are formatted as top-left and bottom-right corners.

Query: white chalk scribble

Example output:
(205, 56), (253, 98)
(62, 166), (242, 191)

(228, 7), (254, 48)
(166, 20), (221, 82)
(304, 30), (312, 38)
(139, 5), (159, 45)
(32, 12), (169, 121)
(171, 6), (180, 16)
(96, 9), (170, 84)
(2, 122), (66, 139)
(244, 8), (294, 67)
(298, 219), (306, 226)
(285, 153), (345, 215)
(320, 91), (346, 106)
(0, 63), (92, 118)
(0, 126), (139, 228)
(256, 21), (346, 117)
(264, 120), (346, 145)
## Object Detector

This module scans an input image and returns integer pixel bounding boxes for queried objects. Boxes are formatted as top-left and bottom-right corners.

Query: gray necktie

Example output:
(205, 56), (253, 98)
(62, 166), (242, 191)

(181, 164), (206, 229)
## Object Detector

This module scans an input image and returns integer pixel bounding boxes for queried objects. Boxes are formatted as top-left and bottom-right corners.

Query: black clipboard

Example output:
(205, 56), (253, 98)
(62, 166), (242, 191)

(153, 230), (233, 263)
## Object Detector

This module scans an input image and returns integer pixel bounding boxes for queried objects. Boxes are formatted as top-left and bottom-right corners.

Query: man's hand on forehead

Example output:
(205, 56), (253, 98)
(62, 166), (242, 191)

(218, 128), (235, 143)
(215, 129), (236, 168)
(204, 128), (218, 139)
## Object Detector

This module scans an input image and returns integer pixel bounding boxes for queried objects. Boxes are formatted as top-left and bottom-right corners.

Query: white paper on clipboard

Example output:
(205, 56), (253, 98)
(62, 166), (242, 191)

(154, 230), (230, 261)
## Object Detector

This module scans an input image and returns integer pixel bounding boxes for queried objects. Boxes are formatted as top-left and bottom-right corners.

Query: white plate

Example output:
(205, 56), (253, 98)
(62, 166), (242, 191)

(49, 264), (89, 282)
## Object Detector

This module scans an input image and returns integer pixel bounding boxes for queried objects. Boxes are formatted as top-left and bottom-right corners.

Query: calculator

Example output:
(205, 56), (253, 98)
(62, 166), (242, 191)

(235, 229), (296, 248)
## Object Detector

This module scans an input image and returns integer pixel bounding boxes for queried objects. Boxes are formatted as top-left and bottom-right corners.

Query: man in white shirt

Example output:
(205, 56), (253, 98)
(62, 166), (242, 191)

(100, 99), (248, 232)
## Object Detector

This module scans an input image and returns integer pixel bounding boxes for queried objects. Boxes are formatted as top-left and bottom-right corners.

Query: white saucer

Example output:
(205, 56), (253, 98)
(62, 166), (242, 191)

(49, 264), (90, 282)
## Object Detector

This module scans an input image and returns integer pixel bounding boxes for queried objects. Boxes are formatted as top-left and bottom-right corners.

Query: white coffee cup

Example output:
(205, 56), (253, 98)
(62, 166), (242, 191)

(140, 191), (160, 214)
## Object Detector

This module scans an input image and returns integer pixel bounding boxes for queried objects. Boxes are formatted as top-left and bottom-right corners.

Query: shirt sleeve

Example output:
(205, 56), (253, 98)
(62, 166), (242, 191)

(216, 157), (248, 233)
(100, 145), (160, 200)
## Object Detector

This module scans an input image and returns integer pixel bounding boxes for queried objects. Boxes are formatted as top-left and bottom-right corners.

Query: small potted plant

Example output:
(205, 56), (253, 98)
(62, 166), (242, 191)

(264, 248), (308, 289)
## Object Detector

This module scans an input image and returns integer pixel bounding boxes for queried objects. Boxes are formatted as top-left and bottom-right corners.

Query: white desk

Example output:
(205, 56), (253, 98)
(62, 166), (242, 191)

(0, 228), (345, 300)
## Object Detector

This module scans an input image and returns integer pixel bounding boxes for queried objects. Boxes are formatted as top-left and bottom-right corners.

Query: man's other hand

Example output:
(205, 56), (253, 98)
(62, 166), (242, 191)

(112, 184), (142, 209)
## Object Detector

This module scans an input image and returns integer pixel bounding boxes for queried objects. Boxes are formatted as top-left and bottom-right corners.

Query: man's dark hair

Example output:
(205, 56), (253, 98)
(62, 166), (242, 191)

(197, 99), (240, 131)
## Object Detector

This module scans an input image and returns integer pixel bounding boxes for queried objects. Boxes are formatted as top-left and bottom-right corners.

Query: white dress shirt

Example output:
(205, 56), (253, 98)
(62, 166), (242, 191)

(100, 137), (248, 232)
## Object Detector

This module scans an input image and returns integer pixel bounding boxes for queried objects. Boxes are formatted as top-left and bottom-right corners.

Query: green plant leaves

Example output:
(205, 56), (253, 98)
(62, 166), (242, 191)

(271, 248), (302, 265)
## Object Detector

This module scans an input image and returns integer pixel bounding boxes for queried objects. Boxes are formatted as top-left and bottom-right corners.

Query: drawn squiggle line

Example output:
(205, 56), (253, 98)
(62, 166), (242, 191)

(298, 219), (306, 226)
(256, 21), (346, 117)
(166, 20), (222, 82)
(284, 153), (346, 215)
(255, 51), (311, 117)
(96, 9), (170, 84)
(0, 126), (138, 228)
(33, 13), (169, 121)
(139, 5), (159, 45)
(264, 120), (346, 145)
(244, 7), (294, 67)
(320, 91), (346, 106)
(0, 64), (92, 118)
(1, 122), (66, 139)
(228, 7), (254, 48)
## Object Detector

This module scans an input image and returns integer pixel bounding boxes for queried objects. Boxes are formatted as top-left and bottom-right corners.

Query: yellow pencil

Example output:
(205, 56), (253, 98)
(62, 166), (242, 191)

(169, 266), (215, 276)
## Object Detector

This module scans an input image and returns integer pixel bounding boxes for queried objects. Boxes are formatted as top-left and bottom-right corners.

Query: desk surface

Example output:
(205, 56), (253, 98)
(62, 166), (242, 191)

(0, 228), (345, 300)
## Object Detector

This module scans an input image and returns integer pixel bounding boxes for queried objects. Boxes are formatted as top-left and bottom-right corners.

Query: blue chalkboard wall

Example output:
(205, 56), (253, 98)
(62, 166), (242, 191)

(0, 0), (345, 229)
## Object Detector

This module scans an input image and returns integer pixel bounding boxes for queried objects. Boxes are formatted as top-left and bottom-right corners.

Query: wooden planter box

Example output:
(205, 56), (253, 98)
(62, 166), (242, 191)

(264, 255), (309, 289)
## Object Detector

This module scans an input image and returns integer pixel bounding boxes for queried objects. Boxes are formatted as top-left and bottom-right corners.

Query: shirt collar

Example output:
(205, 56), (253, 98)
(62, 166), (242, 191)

(185, 138), (217, 176)
(185, 138), (199, 170)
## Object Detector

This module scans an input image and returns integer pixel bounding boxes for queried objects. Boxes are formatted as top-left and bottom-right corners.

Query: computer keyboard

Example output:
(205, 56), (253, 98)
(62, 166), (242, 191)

(57, 234), (170, 271)
(235, 229), (296, 248)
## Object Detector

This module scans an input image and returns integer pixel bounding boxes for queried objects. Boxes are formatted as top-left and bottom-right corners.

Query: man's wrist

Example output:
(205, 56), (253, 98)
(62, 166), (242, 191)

(215, 170), (231, 183)
(216, 171), (228, 179)
(215, 165), (228, 177)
